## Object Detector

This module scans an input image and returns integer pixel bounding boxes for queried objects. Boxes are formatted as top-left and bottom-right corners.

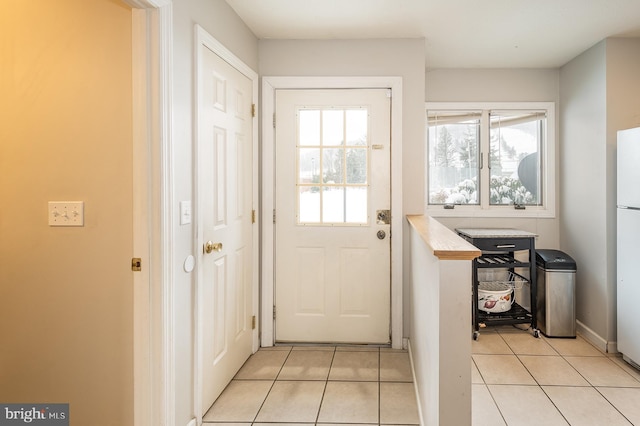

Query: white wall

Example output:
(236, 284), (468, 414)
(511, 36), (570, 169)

(258, 38), (426, 337)
(606, 39), (640, 133)
(171, 1), (258, 424)
(560, 38), (640, 348)
(408, 217), (475, 426)
(425, 69), (561, 249)
(560, 41), (608, 342)
(426, 68), (560, 102)
(606, 39), (640, 344)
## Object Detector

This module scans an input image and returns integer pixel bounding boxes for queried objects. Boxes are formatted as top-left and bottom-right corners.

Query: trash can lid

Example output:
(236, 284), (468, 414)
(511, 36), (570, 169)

(536, 249), (577, 270)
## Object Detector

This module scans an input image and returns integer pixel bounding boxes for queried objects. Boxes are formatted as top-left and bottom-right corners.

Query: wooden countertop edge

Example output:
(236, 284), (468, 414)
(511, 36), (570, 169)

(407, 215), (481, 261)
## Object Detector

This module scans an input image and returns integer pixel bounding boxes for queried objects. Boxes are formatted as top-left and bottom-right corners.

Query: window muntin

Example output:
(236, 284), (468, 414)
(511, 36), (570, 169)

(426, 102), (555, 217)
(297, 107), (369, 225)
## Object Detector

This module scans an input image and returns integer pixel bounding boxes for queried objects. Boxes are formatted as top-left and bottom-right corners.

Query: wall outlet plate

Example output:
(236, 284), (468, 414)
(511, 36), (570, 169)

(48, 201), (84, 226)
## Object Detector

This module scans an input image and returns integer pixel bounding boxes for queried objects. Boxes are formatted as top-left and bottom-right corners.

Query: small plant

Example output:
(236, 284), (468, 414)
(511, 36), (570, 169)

(489, 175), (535, 205)
(430, 175), (533, 205)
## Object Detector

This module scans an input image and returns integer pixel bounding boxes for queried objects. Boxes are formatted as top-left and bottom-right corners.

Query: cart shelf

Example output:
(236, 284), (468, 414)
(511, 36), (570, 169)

(477, 302), (532, 324)
(475, 254), (529, 269)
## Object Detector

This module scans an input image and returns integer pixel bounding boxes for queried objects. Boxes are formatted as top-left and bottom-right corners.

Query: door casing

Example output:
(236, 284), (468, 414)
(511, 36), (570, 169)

(261, 76), (404, 349)
(129, 4), (259, 425)
(128, 2), (173, 426)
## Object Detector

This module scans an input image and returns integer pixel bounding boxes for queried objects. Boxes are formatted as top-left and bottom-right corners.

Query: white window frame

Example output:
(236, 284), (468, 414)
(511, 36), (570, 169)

(425, 101), (556, 218)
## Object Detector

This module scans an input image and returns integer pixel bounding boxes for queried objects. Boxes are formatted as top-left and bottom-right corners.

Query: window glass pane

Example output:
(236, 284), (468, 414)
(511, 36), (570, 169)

(489, 112), (544, 206)
(323, 110), (344, 146)
(299, 186), (320, 223)
(346, 109), (368, 146)
(345, 187), (368, 223)
(322, 187), (345, 222)
(346, 148), (367, 184)
(299, 110), (320, 146)
(298, 148), (320, 184)
(427, 111), (481, 205)
(322, 148), (344, 184)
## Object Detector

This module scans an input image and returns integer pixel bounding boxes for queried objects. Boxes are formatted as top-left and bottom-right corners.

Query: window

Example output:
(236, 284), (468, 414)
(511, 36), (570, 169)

(297, 107), (369, 224)
(426, 102), (555, 217)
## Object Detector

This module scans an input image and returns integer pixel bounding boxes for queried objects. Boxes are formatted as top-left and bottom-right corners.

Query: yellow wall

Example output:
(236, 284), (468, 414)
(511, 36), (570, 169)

(0, 1), (133, 424)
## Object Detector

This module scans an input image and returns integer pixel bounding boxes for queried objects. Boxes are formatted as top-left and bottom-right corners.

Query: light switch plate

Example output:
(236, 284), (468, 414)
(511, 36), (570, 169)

(48, 201), (84, 226)
(180, 201), (192, 225)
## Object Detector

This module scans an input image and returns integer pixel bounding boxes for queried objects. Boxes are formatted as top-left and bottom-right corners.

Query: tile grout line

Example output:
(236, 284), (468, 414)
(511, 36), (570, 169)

(478, 330), (640, 425)
(378, 348), (381, 426)
(251, 346), (293, 424)
(480, 333), (555, 426)
(592, 386), (637, 426)
(212, 346), (418, 425)
(480, 384), (508, 426)
(314, 346), (336, 425)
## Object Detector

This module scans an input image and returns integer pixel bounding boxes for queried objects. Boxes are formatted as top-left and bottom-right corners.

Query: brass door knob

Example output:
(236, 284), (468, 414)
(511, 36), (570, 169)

(204, 241), (223, 254)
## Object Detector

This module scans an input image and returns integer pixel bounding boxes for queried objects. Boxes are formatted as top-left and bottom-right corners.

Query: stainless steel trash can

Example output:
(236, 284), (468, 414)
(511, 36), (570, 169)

(536, 249), (577, 338)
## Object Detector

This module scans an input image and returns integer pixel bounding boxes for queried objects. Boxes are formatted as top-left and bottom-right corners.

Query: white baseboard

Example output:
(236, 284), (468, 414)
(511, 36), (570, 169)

(186, 418), (197, 426)
(407, 339), (425, 426)
(576, 320), (617, 353)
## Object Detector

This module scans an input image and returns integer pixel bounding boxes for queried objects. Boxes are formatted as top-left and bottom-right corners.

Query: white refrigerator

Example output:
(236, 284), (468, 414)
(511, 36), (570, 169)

(617, 127), (640, 367)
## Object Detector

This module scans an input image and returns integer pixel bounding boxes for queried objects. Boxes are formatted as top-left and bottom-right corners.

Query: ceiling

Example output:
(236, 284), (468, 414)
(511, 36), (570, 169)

(225, 0), (640, 68)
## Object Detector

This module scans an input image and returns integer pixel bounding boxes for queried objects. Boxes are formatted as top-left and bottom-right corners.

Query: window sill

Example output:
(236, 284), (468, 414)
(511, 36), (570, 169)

(425, 206), (556, 219)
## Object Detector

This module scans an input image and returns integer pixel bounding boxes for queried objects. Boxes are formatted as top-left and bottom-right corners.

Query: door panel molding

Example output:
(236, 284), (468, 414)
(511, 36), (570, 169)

(261, 76), (403, 349)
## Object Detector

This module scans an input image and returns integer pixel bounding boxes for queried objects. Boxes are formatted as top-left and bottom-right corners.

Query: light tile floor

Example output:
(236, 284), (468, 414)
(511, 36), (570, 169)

(204, 331), (640, 426)
(473, 327), (640, 426)
(203, 346), (420, 425)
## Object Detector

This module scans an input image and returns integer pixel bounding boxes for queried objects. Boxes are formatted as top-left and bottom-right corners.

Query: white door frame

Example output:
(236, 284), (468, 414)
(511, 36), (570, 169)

(193, 24), (260, 425)
(128, 3), (260, 426)
(127, 1), (174, 426)
(261, 76), (404, 349)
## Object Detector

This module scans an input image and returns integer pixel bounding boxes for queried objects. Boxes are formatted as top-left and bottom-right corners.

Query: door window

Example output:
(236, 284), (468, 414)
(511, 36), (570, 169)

(297, 108), (369, 225)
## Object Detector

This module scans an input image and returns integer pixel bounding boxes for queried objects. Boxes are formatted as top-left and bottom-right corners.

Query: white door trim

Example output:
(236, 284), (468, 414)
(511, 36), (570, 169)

(261, 76), (404, 349)
(193, 25), (259, 425)
(127, 1), (174, 426)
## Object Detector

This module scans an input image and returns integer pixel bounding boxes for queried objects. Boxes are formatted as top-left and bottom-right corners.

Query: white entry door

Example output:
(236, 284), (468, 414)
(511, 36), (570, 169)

(274, 89), (391, 344)
(197, 42), (254, 413)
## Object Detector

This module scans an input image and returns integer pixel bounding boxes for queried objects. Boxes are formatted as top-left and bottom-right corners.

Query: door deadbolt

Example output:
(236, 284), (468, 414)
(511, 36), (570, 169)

(376, 209), (391, 225)
(204, 241), (223, 254)
(377, 230), (386, 240)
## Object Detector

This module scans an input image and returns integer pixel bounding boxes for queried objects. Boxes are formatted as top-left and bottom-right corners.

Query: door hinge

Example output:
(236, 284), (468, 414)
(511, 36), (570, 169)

(251, 103), (256, 118)
(252, 209), (256, 224)
(273, 209), (276, 224)
(273, 306), (276, 320)
(131, 257), (142, 272)
(252, 315), (256, 329)
(273, 113), (276, 128)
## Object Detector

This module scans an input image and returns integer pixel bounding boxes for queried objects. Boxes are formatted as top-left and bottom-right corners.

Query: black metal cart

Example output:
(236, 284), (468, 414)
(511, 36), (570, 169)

(456, 228), (539, 340)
